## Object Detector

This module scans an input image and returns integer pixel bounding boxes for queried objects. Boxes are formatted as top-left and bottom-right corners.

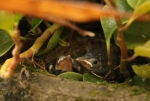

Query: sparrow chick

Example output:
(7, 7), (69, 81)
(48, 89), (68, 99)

(76, 50), (109, 77)
(47, 55), (73, 75)
(56, 55), (87, 74)
(76, 55), (102, 70)
(55, 55), (73, 72)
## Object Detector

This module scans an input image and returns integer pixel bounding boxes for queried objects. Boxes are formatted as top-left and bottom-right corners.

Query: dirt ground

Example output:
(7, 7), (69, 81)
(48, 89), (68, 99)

(0, 69), (149, 101)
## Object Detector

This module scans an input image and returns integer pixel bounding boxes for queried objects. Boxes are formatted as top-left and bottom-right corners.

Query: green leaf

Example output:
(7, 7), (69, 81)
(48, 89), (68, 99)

(134, 40), (150, 58)
(126, 0), (138, 9)
(37, 27), (63, 56)
(59, 38), (70, 46)
(132, 65), (150, 79)
(127, 0), (149, 9)
(30, 17), (43, 34)
(0, 30), (14, 56)
(114, 21), (150, 49)
(58, 72), (83, 81)
(134, 46), (150, 58)
(126, 1), (150, 27)
(131, 75), (150, 86)
(0, 11), (23, 35)
(83, 73), (104, 83)
(101, 0), (150, 50)
(100, 0), (133, 50)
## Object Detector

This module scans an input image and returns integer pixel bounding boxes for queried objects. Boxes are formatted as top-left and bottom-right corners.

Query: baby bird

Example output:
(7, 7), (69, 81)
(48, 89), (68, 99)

(48, 55), (73, 75)
(55, 55), (73, 72)
(76, 49), (109, 77)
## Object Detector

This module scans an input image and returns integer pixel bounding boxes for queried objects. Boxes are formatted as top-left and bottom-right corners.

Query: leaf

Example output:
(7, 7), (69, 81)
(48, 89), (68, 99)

(134, 40), (150, 58)
(58, 38), (70, 46)
(127, 0), (149, 9)
(58, 72), (83, 81)
(83, 73), (104, 83)
(131, 75), (150, 86)
(132, 65), (150, 79)
(100, 0), (133, 50)
(126, 0), (139, 9)
(114, 21), (150, 49)
(126, 1), (150, 27)
(37, 27), (63, 56)
(0, 11), (23, 35)
(101, 0), (150, 50)
(0, 30), (14, 56)
(30, 17), (43, 34)
(134, 46), (150, 58)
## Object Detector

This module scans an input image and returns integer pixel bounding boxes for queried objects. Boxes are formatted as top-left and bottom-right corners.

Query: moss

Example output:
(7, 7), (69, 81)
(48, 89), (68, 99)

(130, 87), (146, 96)
(146, 92), (150, 99)
(90, 90), (101, 97)
(101, 90), (111, 96)
(76, 97), (95, 101)
(90, 90), (111, 97)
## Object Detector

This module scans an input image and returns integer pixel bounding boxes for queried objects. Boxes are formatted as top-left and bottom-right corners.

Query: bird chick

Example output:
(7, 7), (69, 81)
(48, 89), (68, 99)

(76, 50), (109, 77)
(56, 55), (87, 74)
(47, 55), (73, 75)
(55, 55), (73, 72)
(76, 55), (102, 70)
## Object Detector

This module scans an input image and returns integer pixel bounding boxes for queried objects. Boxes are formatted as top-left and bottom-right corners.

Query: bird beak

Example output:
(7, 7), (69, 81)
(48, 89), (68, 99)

(76, 57), (92, 70)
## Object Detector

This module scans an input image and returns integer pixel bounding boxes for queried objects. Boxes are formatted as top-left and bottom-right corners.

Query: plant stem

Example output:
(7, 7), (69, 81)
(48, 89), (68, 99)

(0, 23), (62, 79)
(105, 0), (130, 79)
(106, 42), (116, 78)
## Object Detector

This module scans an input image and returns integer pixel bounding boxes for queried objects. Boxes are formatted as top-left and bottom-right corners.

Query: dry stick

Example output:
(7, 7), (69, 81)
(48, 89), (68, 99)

(0, 24), (61, 79)
(105, 0), (130, 79)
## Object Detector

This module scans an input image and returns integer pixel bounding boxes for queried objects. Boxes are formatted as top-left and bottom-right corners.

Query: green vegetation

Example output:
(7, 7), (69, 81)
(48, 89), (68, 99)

(0, 0), (150, 87)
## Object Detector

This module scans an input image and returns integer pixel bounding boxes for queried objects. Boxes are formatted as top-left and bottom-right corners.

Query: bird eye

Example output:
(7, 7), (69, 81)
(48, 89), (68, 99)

(93, 61), (97, 64)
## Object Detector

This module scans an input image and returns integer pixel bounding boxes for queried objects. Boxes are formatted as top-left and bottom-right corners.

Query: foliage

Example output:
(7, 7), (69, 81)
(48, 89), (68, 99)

(0, 0), (150, 86)
(30, 17), (43, 34)
(83, 73), (104, 83)
(0, 30), (14, 56)
(58, 72), (83, 81)
(101, 0), (150, 84)
(0, 11), (23, 35)
(57, 72), (104, 84)
(37, 27), (64, 56)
